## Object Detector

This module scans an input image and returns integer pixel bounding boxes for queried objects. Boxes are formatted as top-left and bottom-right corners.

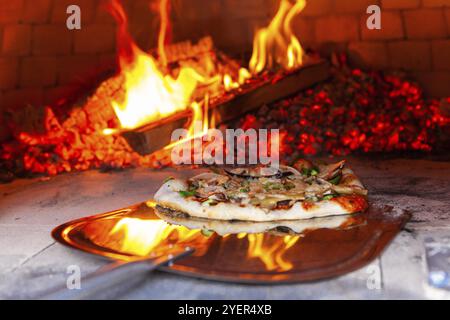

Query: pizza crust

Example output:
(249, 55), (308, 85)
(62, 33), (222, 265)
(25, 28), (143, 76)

(154, 179), (367, 222)
(155, 207), (357, 236)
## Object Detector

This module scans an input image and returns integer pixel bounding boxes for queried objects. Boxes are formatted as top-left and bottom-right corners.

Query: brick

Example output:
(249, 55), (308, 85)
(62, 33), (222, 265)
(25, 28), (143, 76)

(130, 1), (158, 25)
(423, 0), (450, 7)
(334, 0), (380, 13)
(301, 0), (333, 17)
(95, 1), (117, 24)
(44, 84), (79, 105)
(348, 41), (389, 68)
(267, 0), (282, 17)
(23, 0), (52, 23)
(3, 88), (44, 109)
(315, 15), (359, 42)
(99, 53), (118, 71)
(181, 0), (225, 20)
(413, 71), (450, 98)
(432, 40), (450, 70)
(447, 9), (450, 33)
(121, 0), (139, 14)
(20, 56), (58, 87)
(292, 17), (316, 45)
(361, 11), (404, 40)
(124, 0), (158, 50)
(223, 0), (272, 19)
(388, 41), (431, 71)
(0, 94), (12, 142)
(57, 55), (101, 85)
(173, 15), (255, 53)
(51, 0), (96, 24)
(213, 18), (253, 52)
(2, 25), (32, 55)
(404, 9), (447, 39)
(74, 24), (116, 53)
(32, 25), (73, 55)
(129, 18), (159, 51)
(382, 0), (420, 9)
(0, 0), (24, 23)
(0, 58), (19, 89)
(314, 42), (349, 59)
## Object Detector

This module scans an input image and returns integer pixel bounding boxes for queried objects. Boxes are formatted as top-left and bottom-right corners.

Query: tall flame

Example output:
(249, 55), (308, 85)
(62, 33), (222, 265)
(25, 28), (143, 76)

(249, 0), (305, 74)
(107, 0), (306, 131)
(157, 0), (170, 67)
(108, 0), (206, 130)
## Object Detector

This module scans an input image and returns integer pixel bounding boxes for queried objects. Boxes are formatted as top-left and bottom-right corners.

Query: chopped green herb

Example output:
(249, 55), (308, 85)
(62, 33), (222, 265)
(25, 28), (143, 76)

(240, 188), (250, 193)
(329, 175), (342, 185)
(178, 190), (196, 197)
(264, 182), (283, 191)
(241, 180), (250, 186)
(302, 167), (320, 177)
(322, 194), (336, 201)
(284, 182), (295, 190)
(201, 229), (214, 237)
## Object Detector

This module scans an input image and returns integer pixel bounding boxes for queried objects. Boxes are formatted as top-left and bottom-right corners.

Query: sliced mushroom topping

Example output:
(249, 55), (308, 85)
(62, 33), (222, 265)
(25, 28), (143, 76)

(196, 186), (226, 198)
(318, 160), (346, 180)
(189, 172), (229, 186)
(180, 162), (367, 207)
(224, 166), (280, 179)
(293, 159), (314, 172)
(278, 165), (301, 177)
(332, 185), (368, 196)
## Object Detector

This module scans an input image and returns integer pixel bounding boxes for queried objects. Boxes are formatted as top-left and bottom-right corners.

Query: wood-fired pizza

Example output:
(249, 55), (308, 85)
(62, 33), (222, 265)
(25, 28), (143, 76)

(154, 159), (368, 222)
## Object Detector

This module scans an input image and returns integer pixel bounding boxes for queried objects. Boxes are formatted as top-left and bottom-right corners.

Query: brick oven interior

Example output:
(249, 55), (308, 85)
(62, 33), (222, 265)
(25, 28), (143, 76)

(1, 0), (450, 139)
(0, 0), (450, 299)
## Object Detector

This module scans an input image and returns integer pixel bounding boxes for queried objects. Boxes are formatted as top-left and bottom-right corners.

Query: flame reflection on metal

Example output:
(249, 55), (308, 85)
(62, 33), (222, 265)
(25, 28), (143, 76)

(53, 202), (410, 284)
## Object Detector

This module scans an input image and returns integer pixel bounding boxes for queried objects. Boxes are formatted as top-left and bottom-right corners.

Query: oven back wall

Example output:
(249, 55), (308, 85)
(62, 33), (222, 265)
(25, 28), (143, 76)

(0, 0), (449, 143)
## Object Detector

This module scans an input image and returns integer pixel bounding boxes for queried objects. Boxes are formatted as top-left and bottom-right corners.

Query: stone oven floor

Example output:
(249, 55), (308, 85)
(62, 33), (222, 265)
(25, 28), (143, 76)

(0, 157), (449, 299)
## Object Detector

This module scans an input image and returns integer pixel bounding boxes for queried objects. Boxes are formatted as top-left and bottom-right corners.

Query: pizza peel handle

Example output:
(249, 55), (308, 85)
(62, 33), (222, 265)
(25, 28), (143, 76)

(39, 246), (194, 300)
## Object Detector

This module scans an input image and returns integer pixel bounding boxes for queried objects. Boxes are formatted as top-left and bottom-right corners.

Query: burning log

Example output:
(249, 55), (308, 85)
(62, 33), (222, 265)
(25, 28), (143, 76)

(122, 58), (330, 155)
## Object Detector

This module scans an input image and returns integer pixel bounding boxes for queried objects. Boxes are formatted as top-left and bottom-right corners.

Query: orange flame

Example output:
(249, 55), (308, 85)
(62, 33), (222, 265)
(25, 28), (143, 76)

(249, 0), (305, 74)
(223, 0), (305, 89)
(157, 0), (170, 67)
(106, 0), (306, 132)
(247, 234), (300, 271)
(110, 218), (205, 256)
(107, 0), (207, 130)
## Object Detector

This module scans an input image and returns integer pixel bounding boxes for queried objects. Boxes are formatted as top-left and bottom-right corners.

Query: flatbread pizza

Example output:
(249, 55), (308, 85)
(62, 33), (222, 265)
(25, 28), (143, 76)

(154, 159), (368, 222)
(155, 207), (365, 236)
